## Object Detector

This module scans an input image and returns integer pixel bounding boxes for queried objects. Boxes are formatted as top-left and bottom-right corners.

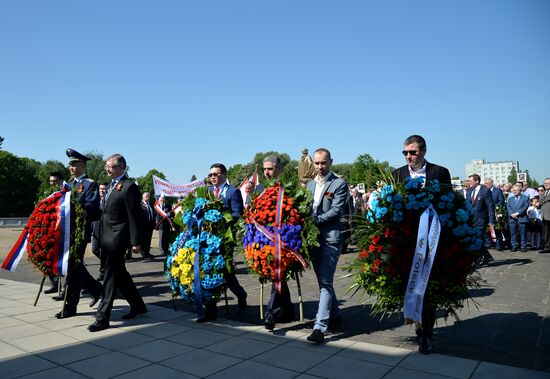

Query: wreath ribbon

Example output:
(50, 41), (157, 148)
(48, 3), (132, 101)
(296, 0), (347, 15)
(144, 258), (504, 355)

(250, 186), (308, 293)
(404, 205), (441, 324)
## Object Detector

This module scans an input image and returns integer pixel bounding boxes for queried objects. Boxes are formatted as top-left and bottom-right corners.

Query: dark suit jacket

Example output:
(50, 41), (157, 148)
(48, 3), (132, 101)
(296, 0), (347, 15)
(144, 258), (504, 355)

(467, 186), (496, 227)
(392, 161), (452, 186)
(209, 184), (244, 221)
(70, 176), (100, 242)
(306, 172), (349, 243)
(489, 186), (505, 206)
(99, 177), (142, 252)
(506, 194), (530, 223)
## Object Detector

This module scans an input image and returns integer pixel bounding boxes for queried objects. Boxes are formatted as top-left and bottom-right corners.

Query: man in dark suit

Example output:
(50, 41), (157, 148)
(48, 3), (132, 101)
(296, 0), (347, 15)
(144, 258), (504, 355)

(91, 182), (108, 281)
(257, 156), (296, 331)
(139, 192), (155, 258)
(540, 178), (550, 253)
(306, 148), (349, 344)
(506, 183), (530, 252)
(156, 196), (173, 256)
(467, 174), (496, 262)
(391, 135), (452, 355)
(56, 149), (103, 319)
(484, 178), (505, 250)
(88, 154), (147, 332)
(198, 163), (247, 322)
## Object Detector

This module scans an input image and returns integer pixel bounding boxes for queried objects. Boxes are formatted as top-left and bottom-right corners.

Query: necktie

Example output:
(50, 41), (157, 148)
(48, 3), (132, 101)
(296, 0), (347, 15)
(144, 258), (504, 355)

(214, 186), (220, 198)
(470, 191), (475, 204)
(105, 181), (115, 201)
(516, 196), (520, 203)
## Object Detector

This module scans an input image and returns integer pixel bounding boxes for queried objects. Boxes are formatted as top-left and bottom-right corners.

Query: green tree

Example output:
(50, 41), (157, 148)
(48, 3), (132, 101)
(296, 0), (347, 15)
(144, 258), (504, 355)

(525, 170), (539, 188)
(36, 159), (69, 200)
(332, 163), (352, 181)
(507, 167), (518, 184)
(227, 163), (255, 186)
(84, 151), (109, 184)
(190, 174), (197, 181)
(348, 153), (392, 186)
(0, 151), (41, 216)
(135, 169), (167, 200)
(0, 136), (4, 149)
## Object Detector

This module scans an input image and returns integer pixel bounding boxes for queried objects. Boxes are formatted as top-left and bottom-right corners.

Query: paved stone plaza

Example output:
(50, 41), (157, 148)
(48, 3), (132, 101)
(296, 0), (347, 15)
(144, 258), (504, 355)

(1, 228), (549, 378)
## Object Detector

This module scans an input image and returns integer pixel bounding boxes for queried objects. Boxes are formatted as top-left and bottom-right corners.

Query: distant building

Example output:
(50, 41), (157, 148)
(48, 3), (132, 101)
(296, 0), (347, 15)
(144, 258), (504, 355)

(465, 159), (519, 185)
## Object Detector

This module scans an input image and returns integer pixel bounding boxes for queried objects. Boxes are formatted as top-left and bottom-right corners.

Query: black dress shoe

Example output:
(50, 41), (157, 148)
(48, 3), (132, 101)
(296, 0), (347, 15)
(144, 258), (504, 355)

(307, 329), (324, 344)
(521, 248), (528, 252)
(418, 336), (433, 354)
(196, 314), (217, 323)
(44, 285), (58, 294)
(122, 307), (148, 319)
(264, 314), (275, 331)
(55, 310), (76, 319)
(88, 320), (110, 332)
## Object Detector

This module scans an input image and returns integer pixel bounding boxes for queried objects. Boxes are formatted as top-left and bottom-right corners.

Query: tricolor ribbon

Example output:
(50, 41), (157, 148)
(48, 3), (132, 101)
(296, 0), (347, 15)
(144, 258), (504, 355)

(488, 224), (496, 243)
(250, 186), (308, 293)
(2, 184), (72, 276)
(2, 229), (28, 272)
(403, 205), (441, 324)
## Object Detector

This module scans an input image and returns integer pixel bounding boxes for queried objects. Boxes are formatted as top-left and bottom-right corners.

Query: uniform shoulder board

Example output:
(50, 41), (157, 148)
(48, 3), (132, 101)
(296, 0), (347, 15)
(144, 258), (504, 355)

(83, 177), (95, 183)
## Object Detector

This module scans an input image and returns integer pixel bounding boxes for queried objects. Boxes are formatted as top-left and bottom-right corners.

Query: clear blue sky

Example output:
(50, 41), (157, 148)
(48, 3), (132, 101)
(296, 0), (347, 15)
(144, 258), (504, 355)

(1, 1), (548, 184)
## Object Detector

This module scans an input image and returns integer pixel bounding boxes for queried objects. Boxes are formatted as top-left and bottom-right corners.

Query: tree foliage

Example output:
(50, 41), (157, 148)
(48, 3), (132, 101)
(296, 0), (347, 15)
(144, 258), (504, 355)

(346, 153), (393, 186)
(36, 159), (70, 200)
(0, 151), (41, 216)
(135, 169), (167, 199)
(0, 136), (4, 149)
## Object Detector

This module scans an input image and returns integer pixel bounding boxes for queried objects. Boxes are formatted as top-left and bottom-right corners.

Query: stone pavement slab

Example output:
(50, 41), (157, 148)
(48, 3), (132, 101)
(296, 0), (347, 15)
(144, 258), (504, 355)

(1, 225), (550, 377)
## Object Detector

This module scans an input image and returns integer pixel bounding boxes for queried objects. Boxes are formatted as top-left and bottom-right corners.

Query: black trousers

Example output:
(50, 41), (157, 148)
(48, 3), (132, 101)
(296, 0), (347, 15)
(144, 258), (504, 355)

(266, 281), (295, 322)
(65, 244), (103, 313)
(159, 228), (170, 254)
(204, 270), (246, 317)
(543, 219), (550, 250)
(91, 236), (106, 275)
(141, 226), (154, 254)
(95, 248), (146, 322)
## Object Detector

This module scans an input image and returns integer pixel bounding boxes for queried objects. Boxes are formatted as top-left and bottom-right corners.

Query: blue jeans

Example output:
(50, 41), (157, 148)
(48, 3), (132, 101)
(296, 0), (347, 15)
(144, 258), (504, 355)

(312, 238), (342, 332)
(509, 219), (527, 249)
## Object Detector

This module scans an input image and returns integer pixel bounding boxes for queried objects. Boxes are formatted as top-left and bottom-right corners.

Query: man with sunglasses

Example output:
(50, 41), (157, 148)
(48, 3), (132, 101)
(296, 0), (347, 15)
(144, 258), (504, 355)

(393, 135), (451, 185)
(392, 135), (451, 355)
(540, 178), (550, 254)
(198, 163), (247, 322)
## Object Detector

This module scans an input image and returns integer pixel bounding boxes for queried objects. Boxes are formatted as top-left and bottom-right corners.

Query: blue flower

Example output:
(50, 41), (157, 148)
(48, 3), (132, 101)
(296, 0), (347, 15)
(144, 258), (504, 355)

(204, 209), (222, 223)
(194, 197), (207, 210)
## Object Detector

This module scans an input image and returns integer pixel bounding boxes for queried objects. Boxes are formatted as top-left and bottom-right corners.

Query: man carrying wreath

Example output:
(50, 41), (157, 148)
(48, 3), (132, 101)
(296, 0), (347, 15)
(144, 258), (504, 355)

(56, 149), (104, 318)
(392, 134), (451, 354)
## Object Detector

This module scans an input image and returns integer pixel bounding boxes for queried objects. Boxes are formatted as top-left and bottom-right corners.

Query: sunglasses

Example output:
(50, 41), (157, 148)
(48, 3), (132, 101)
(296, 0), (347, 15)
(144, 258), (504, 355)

(402, 150), (420, 156)
(208, 172), (222, 177)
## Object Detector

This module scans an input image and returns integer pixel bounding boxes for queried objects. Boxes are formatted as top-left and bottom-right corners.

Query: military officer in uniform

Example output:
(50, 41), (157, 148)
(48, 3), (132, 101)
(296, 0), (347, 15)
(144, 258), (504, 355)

(56, 149), (103, 318)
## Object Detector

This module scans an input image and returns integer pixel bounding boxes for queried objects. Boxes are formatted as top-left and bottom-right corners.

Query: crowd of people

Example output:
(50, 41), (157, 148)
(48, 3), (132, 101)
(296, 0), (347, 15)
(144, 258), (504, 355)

(36, 136), (549, 355)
